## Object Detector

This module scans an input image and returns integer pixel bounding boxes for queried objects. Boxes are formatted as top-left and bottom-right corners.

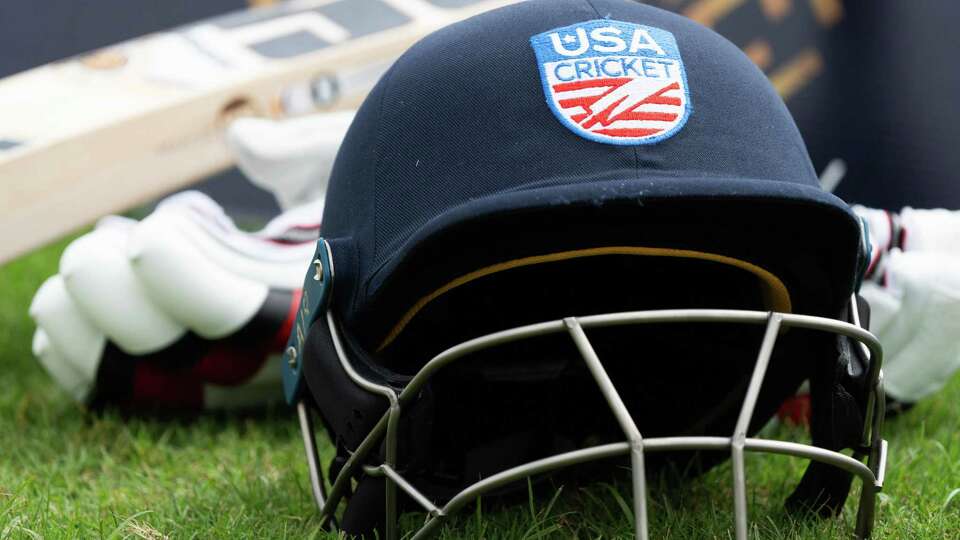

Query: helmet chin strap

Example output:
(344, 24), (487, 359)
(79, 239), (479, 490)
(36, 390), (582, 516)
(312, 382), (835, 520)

(287, 252), (887, 540)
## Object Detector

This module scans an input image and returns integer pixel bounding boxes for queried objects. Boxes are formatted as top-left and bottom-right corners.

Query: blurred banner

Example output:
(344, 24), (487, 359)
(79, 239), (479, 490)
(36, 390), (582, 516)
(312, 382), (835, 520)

(649, 0), (960, 209)
(2, 0), (957, 212)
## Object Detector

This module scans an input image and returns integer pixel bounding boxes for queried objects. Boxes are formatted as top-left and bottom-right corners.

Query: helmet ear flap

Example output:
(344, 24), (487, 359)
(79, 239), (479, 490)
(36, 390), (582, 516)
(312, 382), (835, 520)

(340, 476), (388, 538)
(785, 295), (873, 517)
(786, 460), (856, 517)
(785, 362), (863, 518)
(303, 315), (388, 450)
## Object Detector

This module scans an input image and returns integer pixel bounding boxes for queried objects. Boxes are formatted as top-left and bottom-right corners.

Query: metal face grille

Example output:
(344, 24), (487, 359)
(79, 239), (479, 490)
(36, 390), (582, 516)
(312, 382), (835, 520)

(296, 304), (886, 540)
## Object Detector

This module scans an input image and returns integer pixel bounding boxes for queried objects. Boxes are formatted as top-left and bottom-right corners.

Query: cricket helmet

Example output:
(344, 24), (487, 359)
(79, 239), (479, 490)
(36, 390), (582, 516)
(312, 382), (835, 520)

(282, 1), (887, 538)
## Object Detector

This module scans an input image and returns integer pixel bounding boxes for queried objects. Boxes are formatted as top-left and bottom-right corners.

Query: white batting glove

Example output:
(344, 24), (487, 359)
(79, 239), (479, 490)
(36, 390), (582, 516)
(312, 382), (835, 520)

(853, 205), (960, 404)
(29, 192), (322, 410)
(227, 111), (355, 210)
(31, 110), (354, 409)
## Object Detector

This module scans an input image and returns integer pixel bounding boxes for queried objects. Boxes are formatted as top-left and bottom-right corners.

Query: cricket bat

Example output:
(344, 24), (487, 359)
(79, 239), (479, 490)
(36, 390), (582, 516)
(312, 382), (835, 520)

(0, 0), (520, 264)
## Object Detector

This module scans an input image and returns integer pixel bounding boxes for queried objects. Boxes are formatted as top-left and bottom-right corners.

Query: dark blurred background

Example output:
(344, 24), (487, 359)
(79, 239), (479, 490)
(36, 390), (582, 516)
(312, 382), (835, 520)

(0, 0), (240, 77)
(1, 0), (957, 214)
(690, 0), (960, 211)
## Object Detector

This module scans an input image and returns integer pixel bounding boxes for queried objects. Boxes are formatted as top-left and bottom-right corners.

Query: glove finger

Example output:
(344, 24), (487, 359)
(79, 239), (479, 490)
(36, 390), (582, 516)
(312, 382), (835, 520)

(94, 214), (137, 232)
(150, 196), (316, 286)
(154, 190), (237, 231)
(900, 207), (960, 254)
(29, 275), (106, 384)
(60, 225), (185, 354)
(32, 329), (93, 402)
(256, 199), (323, 242)
(128, 209), (271, 339)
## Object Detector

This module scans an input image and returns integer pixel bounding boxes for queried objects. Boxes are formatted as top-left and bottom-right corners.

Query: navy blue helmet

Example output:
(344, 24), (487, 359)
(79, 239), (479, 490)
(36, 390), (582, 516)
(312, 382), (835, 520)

(283, 1), (886, 538)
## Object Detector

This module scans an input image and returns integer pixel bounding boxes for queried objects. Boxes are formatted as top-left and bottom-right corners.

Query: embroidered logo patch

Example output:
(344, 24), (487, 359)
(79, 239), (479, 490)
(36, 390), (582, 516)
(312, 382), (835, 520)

(530, 20), (691, 145)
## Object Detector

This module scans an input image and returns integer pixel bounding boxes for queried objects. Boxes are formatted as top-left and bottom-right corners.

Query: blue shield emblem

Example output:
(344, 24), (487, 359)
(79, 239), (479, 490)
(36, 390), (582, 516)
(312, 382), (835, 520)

(530, 20), (691, 145)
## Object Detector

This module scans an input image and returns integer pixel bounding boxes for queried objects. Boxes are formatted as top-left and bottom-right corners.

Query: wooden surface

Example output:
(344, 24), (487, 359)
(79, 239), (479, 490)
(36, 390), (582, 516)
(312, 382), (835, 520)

(0, 0), (519, 263)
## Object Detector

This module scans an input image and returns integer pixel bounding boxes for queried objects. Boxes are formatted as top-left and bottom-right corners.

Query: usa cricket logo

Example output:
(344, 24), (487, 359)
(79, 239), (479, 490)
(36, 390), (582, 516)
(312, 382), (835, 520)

(530, 20), (691, 145)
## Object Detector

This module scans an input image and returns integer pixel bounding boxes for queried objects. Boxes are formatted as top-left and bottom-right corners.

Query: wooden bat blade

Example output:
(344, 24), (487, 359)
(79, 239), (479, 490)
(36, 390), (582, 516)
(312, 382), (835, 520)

(0, 0), (521, 264)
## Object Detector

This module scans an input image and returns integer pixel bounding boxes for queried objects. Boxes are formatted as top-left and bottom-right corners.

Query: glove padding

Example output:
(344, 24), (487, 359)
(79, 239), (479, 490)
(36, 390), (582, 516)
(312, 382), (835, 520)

(854, 205), (960, 403)
(30, 111), (353, 409)
(30, 192), (321, 410)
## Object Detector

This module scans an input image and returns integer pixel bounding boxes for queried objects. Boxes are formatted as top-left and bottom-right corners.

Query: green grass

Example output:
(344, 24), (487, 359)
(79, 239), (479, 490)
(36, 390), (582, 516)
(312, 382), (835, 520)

(2, 241), (959, 539)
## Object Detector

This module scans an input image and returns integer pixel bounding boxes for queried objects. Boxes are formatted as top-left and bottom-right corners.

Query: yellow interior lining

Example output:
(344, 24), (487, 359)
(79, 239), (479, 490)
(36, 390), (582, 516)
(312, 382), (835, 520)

(376, 246), (792, 352)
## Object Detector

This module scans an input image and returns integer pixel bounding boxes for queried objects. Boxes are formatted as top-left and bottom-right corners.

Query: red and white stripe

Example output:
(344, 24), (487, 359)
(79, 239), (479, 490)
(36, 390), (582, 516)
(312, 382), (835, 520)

(551, 77), (685, 139)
